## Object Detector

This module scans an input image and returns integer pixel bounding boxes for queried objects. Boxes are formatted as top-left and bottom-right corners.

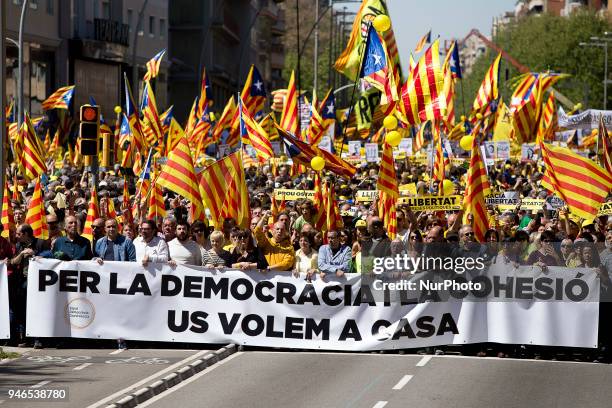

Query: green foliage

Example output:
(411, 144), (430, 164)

(457, 11), (612, 117)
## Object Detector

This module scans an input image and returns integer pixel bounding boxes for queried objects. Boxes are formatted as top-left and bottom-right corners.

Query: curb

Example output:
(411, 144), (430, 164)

(105, 344), (237, 408)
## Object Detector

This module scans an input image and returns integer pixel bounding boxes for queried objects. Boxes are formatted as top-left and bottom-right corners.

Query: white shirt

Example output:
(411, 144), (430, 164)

(133, 236), (169, 263)
(168, 238), (203, 266)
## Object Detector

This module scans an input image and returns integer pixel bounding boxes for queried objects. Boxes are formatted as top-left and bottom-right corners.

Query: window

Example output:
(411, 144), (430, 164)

(30, 0), (38, 9)
(137, 15), (143, 36)
(102, 1), (110, 19)
(159, 19), (166, 39)
(127, 9), (133, 32)
(149, 16), (155, 37)
(46, 0), (53, 14)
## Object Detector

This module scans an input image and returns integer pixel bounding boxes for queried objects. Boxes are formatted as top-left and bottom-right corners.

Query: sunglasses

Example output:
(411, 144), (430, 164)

(462, 232), (474, 237)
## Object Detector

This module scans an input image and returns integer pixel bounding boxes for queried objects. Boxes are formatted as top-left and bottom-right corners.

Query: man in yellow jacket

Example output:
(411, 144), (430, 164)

(254, 211), (295, 272)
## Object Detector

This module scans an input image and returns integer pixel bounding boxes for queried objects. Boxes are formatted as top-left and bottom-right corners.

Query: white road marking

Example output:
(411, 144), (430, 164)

(137, 352), (243, 408)
(73, 363), (93, 371)
(372, 402), (388, 408)
(86, 349), (210, 408)
(416, 355), (432, 366)
(31, 380), (51, 389)
(392, 375), (413, 390)
(0, 399), (5, 404)
(109, 349), (125, 355)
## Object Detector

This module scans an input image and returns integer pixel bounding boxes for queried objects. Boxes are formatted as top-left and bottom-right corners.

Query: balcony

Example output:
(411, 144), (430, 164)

(94, 18), (129, 46)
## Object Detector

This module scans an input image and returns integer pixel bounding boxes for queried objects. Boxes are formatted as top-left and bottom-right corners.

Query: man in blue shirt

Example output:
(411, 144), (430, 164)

(317, 230), (351, 279)
(52, 215), (93, 261)
(94, 219), (136, 262)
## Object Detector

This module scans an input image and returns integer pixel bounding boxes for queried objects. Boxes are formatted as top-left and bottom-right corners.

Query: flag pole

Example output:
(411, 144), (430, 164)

(338, 21), (372, 158)
(596, 114), (602, 165)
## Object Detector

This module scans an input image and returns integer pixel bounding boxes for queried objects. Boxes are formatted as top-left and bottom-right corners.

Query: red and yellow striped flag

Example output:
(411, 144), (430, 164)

(377, 141), (398, 239)
(414, 30), (431, 54)
(212, 96), (237, 143)
(25, 178), (48, 240)
(143, 49), (166, 81)
(141, 81), (164, 147)
(414, 121), (430, 152)
(462, 137), (491, 242)
(12, 175), (20, 203)
(239, 97), (273, 163)
(433, 122), (445, 184)
(401, 39), (446, 125)
(541, 143), (612, 221)
(598, 116), (612, 174)
(198, 151), (249, 229)
(279, 70), (299, 135)
(19, 114), (46, 181)
(42, 85), (75, 111)
(312, 174), (327, 232)
(1, 182), (15, 239)
(324, 182), (344, 232)
(156, 136), (202, 208)
(536, 91), (557, 144)
(472, 53), (501, 115)
(81, 186), (99, 243)
(147, 179), (166, 220)
(377, 142), (399, 199)
(185, 98), (199, 137)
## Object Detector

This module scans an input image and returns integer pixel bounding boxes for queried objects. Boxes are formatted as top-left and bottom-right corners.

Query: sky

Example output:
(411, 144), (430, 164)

(341, 0), (517, 68)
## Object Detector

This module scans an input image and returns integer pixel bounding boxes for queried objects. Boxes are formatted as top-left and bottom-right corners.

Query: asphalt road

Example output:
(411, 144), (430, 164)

(143, 351), (612, 408)
(0, 347), (213, 407)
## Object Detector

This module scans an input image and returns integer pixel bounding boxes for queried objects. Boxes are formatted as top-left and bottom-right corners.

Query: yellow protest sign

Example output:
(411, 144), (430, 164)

(399, 183), (417, 196)
(493, 101), (512, 142)
(498, 198), (546, 212)
(356, 190), (379, 202)
(273, 189), (315, 200)
(598, 202), (612, 216)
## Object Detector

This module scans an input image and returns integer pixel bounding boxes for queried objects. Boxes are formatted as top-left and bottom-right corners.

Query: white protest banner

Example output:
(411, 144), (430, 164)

(26, 260), (599, 350)
(558, 107), (612, 130)
(318, 135), (333, 153)
(271, 141), (282, 156)
(348, 141), (361, 158)
(1, 264), (9, 339)
(398, 138), (413, 156)
(480, 146), (494, 167)
(218, 144), (230, 158)
(365, 143), (379, 163)
(496, 141), (510, 160)
(521, 143), (537, 162)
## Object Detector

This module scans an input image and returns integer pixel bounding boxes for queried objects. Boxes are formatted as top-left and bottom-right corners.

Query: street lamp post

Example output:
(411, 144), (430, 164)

(580, 36), (612, 110)
(17, 0), (28, 130)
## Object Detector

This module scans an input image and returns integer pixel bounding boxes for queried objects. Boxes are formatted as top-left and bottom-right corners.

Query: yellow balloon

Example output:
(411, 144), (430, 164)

(460, 115), (466, 122)
(372, 15), (391, 32)
(575, 103), (583, 110)
(383, 115), (398, 130)
(114, 106), (122, 114)
(311, 156), (325, 171)
(475, 113), (483, 120)
(442, 179), (454, 196)
(386, 130), (401, 147)
(460, 135), (474, 151)
(592, 128), (599, 136)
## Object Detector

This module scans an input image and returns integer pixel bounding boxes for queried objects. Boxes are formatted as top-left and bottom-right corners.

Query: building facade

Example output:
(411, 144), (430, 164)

(6, 0), (168, 121)
(169, 0), (286, 122)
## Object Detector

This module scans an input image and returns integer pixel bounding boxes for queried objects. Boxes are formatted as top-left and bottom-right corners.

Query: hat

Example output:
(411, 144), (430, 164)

(582, 219), (594, 228)
(355, 219), (367, 228)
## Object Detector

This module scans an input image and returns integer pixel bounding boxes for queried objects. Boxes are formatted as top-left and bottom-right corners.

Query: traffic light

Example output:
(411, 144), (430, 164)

(80, 104), (100, 156)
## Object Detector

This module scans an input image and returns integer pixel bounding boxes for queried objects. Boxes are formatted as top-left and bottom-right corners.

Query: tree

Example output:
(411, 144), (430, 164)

(456, 10), (612, 117)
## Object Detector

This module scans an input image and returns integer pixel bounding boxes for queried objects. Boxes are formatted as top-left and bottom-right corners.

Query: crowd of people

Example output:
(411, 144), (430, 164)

(1, 156), (611, 361)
